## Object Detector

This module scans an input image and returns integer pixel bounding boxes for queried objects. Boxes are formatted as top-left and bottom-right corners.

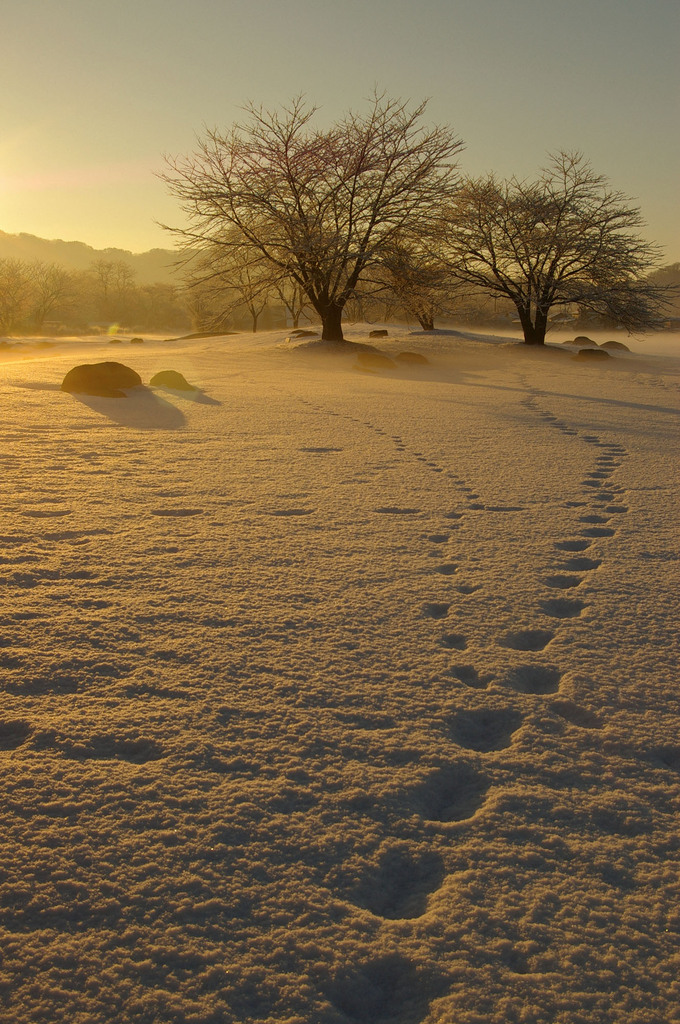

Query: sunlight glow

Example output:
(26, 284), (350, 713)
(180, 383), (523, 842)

(1, 159), (155, 194)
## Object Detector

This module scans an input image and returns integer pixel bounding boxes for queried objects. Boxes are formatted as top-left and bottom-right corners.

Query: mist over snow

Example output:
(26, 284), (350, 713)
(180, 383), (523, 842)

(1, 324), (679, 1023)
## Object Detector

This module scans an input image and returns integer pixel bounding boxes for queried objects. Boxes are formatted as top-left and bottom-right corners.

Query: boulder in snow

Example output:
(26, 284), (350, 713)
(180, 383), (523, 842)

(149, 370), (197, 391)
(61, 362), (143, 397)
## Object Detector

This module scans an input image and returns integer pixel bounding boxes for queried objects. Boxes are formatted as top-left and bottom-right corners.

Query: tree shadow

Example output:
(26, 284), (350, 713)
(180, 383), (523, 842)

(453, 375), (680, 418)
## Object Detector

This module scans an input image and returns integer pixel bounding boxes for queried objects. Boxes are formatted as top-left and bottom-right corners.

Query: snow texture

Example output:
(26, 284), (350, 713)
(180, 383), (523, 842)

(1, 324), (679, 1024)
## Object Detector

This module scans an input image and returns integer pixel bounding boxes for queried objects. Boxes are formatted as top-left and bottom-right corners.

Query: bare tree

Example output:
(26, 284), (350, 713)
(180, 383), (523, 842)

(380, 237), (460, 331)
(0, 259), (33, 333)
(28, 262), (76, 329)
(274, 279), (312, 329)
(181, 279), (227, 332)
(440, 153), (667, 345)
(226, 258), (272, 333)
(163, 93), (463, 342)
(183, 240), (275, 332)
(90, 259), (137, 323)
(647, 263), (680, 318)
(137, 283), (191, 331)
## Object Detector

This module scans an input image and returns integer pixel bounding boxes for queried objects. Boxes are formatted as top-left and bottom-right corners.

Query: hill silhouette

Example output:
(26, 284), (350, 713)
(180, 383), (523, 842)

(0, 230), (179, 284)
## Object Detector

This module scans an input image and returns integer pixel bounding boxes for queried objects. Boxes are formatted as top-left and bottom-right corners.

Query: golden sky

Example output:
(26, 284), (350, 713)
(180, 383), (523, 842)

(2, 0), (678, 257)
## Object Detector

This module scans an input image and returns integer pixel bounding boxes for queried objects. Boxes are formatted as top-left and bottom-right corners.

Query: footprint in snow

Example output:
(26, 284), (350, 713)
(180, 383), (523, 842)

(440, 633), (467, 650)
(375, 506), (421, 515)
(503, 664), (562, 694)
(543, 574), (584, 590)
(423, 602), (450, 619)
(22, 509), (72, 518)
(651, 746), (680, 774)
(36, 733), (163, 762)
(413, 764), (490, 822)
(499, 628), (554, 651)
(562, 556), (601, 571)
(267, 508), (315, 516)
(328, 955), (437, 1024)
(151, 508), (204, 517)
(350, 843), (445, 920)
(539, 597), (586, 618)
(457, 583), (482, 595)
(449, 708), (523, 751)
(450, 664), (491, 689)
(581, 526), (616, 537)
(299, 446), (343, 454)
(550, 700), (602, 730)
(555, 539), (592, 552)
(0, 719), (32, 750)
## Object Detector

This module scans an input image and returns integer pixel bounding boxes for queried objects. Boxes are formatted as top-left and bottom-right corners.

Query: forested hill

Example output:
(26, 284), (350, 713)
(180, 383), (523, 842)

(0, 230), (179, 284)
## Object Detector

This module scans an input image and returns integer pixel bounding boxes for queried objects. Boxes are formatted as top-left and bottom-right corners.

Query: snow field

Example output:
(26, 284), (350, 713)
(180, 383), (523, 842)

(0, 326), (678, 1023)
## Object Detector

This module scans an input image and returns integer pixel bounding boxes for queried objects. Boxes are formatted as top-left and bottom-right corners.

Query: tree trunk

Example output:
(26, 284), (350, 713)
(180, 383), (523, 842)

(518, 307), (546, 345)
(418, 314), (435, 331)
(320, 302), (345, 342)
(523, 325), (546, 345)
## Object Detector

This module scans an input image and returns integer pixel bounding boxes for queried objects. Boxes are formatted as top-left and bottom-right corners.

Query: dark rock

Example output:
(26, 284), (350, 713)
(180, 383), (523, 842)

(129, 337), (144, 344)
(572, 335), (599, 347)
(149, 370), (196, 391)
(289, 328), (318, 337)
(601, 340), (630, 352)
(357, 350), (397, 369)
(61, 361), (143, 397)
(369, 329), (389, 338)
(572, 348), (611, 361)
(394, 351), (429, 365)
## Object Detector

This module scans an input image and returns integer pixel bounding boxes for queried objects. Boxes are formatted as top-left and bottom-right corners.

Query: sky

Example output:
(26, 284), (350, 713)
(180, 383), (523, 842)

(2, 0), (678, 259)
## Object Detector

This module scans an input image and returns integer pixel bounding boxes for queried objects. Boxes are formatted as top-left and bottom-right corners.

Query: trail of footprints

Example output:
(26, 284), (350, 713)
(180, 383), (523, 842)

(3, 394), (632, 1018)
(297, 395), (522, 553)
(3, 390), (626, 1016)
(299, 384), (632, 1010)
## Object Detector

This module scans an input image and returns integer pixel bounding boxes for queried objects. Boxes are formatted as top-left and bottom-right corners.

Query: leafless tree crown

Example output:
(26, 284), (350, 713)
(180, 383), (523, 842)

(440, 152), (667, 343)
(162, 94), (463, 340)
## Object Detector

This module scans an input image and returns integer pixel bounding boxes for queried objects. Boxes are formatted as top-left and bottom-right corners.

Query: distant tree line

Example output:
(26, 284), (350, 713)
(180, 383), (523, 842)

(0, 256), (192, 336)
(3, 93), (678, 343)
(1, 246), (676, 341)
(163, 92), (674, 345)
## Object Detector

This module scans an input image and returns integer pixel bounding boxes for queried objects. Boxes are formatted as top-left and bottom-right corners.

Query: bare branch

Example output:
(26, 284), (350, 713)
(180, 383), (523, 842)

(161, 95), (463, 340)
(440, 153), (666, 345)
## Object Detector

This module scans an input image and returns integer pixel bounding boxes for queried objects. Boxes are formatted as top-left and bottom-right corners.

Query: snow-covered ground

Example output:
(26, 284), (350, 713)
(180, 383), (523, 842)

(1, 324), (678, 1024)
